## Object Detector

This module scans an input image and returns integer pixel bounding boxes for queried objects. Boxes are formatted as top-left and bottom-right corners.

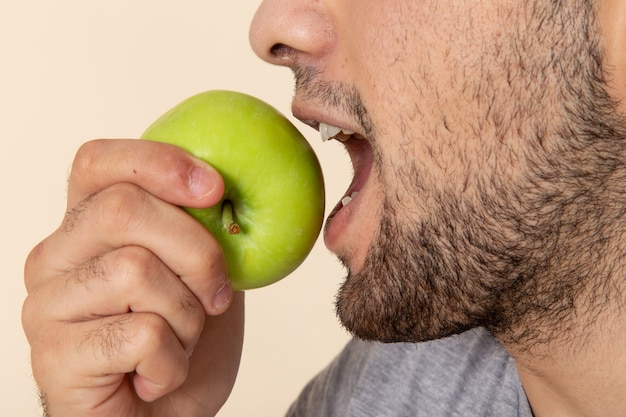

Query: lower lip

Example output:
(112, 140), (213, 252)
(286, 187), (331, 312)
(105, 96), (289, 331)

(323, 141), (373, 251)
(323, 191), (361, 250)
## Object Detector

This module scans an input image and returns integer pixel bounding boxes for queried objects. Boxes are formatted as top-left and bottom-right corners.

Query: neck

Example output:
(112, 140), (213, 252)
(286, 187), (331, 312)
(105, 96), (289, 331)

(504, 272), (626, 417)
(492, 170), (626, 416)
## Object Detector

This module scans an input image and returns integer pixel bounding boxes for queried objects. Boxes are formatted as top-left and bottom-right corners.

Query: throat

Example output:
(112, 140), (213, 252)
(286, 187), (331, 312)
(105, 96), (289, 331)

(508, 283), (626, 417)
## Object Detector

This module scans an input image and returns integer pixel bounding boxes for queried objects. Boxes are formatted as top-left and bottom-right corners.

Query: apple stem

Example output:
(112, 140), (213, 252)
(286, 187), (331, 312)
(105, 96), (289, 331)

(222, 200), (241, 235)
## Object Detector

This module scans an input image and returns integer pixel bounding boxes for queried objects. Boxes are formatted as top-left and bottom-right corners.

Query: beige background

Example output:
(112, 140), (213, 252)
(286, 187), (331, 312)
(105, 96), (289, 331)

(1, 1), (352, 415)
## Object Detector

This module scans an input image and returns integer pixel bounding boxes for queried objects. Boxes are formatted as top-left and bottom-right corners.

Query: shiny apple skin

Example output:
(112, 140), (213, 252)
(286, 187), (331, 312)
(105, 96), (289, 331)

(141, 90), (325, 290)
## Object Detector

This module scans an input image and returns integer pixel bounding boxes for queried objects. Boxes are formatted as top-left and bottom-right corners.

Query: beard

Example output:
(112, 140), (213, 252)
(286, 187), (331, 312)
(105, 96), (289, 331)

(333, 2), (626, 347)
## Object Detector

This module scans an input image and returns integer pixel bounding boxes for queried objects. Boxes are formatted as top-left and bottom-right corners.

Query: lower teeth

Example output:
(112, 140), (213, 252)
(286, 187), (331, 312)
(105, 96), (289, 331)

(341, 191), (359, 207)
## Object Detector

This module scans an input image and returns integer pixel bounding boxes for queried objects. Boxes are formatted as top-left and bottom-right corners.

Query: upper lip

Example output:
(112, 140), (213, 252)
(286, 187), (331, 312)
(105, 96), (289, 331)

(292, 102), (364, 139)
(292, 98), (374, 198)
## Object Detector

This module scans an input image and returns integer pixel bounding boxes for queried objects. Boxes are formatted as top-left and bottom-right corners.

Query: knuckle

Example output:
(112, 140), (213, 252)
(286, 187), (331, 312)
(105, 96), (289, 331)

(71, 139), (105, 180)
(24, 239), (47, 292)
(133, 313), (173, 351)
(109, 247), (205, 350)
(143, 361), (189, 401)
(21, 295), (39, 339)
(97, 183), (150, 233)
(112, 246), (158, 289)
(131, 314), (190, 390)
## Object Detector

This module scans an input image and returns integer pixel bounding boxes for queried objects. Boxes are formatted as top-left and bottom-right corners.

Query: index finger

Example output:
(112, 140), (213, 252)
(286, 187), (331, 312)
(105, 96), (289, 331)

(67, 139), (225, 210)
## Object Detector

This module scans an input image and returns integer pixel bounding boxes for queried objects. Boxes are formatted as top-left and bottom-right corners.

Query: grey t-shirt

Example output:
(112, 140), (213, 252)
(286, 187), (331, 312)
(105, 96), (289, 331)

(287, 327), (533, 417)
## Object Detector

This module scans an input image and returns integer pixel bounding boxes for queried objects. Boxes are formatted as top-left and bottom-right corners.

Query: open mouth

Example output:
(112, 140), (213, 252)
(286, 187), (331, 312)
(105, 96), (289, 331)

(314, 121), (374, 229)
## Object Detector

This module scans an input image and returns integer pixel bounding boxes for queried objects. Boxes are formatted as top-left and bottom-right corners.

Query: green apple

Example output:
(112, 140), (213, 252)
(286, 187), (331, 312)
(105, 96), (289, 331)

(141, 90), (325, 290)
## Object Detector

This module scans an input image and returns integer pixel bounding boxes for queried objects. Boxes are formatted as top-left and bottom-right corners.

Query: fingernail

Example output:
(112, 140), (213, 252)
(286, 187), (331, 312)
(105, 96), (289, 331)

(213, 278), (233, 312)
(188, 166), (216, 199)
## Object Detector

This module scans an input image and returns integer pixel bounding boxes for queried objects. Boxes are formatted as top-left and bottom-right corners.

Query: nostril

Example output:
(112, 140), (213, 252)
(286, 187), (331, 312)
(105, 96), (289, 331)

(249, 1), (333, 66)
(269, 43), (294, 61)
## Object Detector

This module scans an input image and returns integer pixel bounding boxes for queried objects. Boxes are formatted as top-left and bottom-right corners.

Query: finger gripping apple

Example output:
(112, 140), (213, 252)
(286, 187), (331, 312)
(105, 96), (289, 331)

(141, 90), (325, 290)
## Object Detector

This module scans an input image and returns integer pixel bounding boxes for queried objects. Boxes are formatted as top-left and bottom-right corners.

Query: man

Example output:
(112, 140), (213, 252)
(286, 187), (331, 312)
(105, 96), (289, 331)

(22, 0), (626, 416)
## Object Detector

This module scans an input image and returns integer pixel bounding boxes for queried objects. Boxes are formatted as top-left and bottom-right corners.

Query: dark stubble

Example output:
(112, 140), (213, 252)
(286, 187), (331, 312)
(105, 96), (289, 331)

(299, 2), (626, 348)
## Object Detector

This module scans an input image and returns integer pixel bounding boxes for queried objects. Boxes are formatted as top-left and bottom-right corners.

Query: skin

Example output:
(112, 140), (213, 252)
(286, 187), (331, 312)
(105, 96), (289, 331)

(20, 1), (626, 417)
(22, 140), (244, 416)
(251, 0), (626, 416)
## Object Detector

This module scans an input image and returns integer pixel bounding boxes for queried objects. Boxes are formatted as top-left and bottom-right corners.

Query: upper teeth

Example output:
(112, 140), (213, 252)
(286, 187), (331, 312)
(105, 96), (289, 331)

(320, 123), (354, 142)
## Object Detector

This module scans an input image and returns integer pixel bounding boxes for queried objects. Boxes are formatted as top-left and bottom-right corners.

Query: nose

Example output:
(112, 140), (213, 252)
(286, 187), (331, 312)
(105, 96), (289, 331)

(249, 0), (334, 67)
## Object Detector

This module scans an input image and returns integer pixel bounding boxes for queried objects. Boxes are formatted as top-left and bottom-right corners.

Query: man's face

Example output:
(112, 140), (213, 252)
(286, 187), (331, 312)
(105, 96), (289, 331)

(250, 1), (624, 344)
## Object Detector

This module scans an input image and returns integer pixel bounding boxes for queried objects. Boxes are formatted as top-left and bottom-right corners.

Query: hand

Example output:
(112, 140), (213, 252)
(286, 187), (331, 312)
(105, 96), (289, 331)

(22, 139), (245, 417)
